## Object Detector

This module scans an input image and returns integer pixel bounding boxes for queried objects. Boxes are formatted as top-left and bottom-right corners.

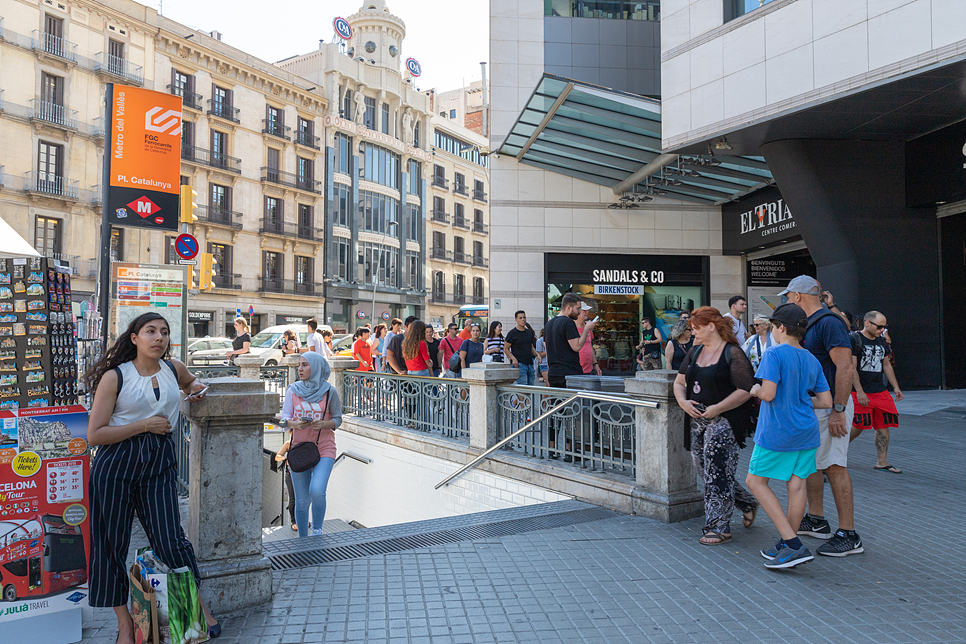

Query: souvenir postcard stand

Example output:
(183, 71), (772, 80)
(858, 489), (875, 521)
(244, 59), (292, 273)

(0, 257), (78, 410)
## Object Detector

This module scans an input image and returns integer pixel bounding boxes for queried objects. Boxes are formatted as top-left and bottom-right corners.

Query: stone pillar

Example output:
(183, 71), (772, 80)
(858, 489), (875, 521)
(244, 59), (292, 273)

(181, 377), (280, 614)
(461, 363), (518, 450)
(624, 370), (703, 523)
(325, 356), (360, 403)
(234, 354), (262, 381)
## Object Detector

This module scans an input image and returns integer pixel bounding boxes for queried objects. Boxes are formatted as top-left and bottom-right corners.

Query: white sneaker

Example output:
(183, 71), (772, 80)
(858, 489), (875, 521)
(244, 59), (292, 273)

(311, 528), (323, 537)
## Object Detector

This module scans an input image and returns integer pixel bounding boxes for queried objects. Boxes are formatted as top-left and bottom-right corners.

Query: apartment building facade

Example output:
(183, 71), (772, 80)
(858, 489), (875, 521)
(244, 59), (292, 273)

(426, 117), (489, 328)
(434, 80), (488, 136)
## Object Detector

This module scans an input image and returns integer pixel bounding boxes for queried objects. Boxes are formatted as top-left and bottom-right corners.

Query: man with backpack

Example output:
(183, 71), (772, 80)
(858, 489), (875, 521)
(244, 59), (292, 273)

(779, 276), (863, 557)
(440, 323), (463, 378)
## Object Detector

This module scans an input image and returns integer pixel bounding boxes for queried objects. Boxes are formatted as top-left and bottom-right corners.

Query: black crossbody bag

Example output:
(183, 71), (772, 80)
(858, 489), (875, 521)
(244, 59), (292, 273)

(287, 395), (330, 473)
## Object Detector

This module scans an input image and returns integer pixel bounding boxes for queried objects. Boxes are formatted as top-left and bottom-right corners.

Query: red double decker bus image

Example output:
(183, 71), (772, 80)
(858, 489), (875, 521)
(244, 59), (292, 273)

(1, 514), (87, 602)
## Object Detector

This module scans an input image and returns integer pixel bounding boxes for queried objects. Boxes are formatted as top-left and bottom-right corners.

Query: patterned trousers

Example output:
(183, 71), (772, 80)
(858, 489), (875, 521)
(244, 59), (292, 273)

(690, 415), (757, 535)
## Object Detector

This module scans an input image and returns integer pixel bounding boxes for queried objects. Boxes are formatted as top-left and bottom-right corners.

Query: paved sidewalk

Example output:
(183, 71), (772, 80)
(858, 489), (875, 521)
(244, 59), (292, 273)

(82, 408), (965, 644)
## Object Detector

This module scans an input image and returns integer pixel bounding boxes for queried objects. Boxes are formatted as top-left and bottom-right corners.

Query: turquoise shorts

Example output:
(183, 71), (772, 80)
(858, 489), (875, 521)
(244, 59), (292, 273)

(748, 445), (817, 481)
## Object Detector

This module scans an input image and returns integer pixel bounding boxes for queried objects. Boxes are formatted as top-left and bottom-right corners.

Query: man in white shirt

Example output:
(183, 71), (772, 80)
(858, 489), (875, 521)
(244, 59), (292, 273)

(302, 318), (325, 355)
(723, 295), (748, 344)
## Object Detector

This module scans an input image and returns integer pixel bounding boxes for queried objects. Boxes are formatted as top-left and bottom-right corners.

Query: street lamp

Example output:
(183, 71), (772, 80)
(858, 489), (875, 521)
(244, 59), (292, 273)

(370, 221), (399, 323)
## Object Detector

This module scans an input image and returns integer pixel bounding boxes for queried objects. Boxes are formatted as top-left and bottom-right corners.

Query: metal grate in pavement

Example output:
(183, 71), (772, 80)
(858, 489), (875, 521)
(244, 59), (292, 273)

(266, 506), (614, 570)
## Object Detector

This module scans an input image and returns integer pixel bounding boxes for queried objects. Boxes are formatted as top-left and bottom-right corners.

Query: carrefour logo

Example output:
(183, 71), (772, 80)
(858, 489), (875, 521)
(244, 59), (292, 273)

(144, 106), (182, 136)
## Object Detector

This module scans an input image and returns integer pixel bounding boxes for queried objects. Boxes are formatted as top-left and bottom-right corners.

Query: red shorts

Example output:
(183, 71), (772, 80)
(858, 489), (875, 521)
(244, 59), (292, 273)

(851, 390), (899, 430)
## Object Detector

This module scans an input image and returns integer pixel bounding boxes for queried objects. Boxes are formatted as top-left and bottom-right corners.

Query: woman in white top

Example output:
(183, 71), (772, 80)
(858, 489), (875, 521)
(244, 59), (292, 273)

(484, 321), (506, 362)
(742, 315), (775, 370)
(86, 312), (219, 643)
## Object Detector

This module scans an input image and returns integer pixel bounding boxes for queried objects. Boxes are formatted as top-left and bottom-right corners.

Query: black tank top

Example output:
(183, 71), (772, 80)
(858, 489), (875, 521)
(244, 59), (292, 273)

(670, 339), (693, 371)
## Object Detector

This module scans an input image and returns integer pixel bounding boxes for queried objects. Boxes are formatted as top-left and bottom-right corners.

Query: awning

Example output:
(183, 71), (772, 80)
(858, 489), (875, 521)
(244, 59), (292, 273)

(0, 216), (41, 258)
(497, 74), (774, 205)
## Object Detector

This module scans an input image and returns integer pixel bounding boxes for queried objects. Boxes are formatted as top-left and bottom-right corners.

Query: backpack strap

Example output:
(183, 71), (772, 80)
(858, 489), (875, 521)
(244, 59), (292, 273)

(806, 308), (847, 333)
(114, 366), (123, 396)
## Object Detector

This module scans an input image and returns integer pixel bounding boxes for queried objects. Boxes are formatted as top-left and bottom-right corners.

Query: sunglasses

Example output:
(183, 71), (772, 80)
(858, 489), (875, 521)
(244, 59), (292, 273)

(871, 323), (887, 330)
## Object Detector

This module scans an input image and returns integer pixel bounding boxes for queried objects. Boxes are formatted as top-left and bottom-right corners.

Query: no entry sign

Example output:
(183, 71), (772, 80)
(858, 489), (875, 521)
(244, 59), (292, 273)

(175, 233), (199, 260)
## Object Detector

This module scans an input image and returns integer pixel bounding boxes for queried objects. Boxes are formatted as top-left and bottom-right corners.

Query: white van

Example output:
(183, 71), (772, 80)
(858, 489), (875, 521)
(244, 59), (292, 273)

(245, 323), (332, 366)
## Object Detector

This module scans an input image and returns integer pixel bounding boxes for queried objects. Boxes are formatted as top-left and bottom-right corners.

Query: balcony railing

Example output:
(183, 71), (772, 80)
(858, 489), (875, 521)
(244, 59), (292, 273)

(25, 171), (78, 200)
(471, 296), (486, 305)
(181, 145), (242, 174)
(197, 205), (243, 229)
(94, 53), (144, 85)
(432, 175), (448, 189)
(32, 30), (77, 62)
(454, 252), (472, 265)
(453, 183), (468, 197)
(430, 291), (449, 303)
(261, 119), (291, 140)
(431, 209), (450, 224)
(473, 189), (488, 202)
(91, 117), (105, 139)
(453, 216), (470, 230)
(260, 167), (321, 193)
(453, 293), (466, 304)
(213, 273), (242, 290)
(258, 277), (322, 296)
(295, 130), (320, 149)
(29, 99), (77, 129)
(431, 248), (453, 261)
(473, 256), (489, 268)
(473, 222), (489, 235)
(91, 185), (102, 206)
(207, 100), (240, 123)
(258, 218), (325, 241)
(167, 85), (203, 110)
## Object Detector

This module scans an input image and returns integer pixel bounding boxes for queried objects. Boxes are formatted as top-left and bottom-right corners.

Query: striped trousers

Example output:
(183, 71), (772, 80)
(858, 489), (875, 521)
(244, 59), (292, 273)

(88, 433), (201, 607)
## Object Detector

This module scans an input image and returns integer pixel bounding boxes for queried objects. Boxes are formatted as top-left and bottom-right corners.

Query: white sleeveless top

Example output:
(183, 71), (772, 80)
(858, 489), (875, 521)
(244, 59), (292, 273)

(109, 361), (181, 430)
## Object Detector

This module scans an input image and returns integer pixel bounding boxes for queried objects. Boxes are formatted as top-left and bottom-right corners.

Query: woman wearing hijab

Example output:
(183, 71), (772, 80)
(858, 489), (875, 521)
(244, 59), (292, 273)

(280, 352), (343, 537)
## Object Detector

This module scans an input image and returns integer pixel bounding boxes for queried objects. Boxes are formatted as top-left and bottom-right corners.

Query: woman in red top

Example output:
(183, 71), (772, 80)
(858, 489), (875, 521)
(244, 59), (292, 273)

(352, 327), (373, 371)
(402, 320), (432, 375)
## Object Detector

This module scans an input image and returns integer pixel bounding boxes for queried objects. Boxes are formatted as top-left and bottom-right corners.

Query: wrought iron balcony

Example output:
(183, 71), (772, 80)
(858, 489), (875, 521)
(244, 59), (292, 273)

(453, 182), (468, 197)
(431, 209), (450, 224)
(25, 171), (78, 200)
(32, 30), (77, 63)
(29, 99), (77, 130)
(471, 296), (486, 305)
(432, 175), (448, 189)
(91, 117), (105, 139)
(473, 255), (489, 268)
(430, 291), (450, 303)
(453, 293), (467, 304)
(197, 205), (243, 229)
(94, 53), (143, 85)
(258, 218), (324, 241)
(207, 100), (240, 123)
(454, 252), (472, 265)
(181, 146), (242, 174)
(260, 167), (321, 194)
(213, 273), (242, 290)
(261, 119), (291, 140)
(258, 277), (322, 296)
(453, 216), (471, 230)
(472, 222), (489, 235)
(473, 189), (488, 202)
(167, 85), (203, 110)
(91, 185), (102, 206)
(295, 130), (320, 149)
(431, 248), (453, 261)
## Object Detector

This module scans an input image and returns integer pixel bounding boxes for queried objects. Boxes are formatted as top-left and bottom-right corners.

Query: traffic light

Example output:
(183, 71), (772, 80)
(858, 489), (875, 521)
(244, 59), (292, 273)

(180, 185), (198, 224)
(199, 253), (215, 290)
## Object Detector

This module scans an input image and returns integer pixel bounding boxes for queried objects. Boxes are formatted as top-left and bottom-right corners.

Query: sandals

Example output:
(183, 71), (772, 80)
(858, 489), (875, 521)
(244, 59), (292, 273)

(699, 532), (732, 545)
(874, 464), (902, 474)
(743, 507), (757, 529)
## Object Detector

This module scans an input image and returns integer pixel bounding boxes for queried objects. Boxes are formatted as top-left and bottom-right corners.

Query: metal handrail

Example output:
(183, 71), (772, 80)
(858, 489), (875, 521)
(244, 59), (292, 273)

(335, 451), (372, 466)
(435, 390), (658, 489)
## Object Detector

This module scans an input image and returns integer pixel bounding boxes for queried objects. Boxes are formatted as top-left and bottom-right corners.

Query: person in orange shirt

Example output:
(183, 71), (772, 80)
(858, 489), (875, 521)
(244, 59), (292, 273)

(352, 327), (373, 371)
(458, 322), (473, 342)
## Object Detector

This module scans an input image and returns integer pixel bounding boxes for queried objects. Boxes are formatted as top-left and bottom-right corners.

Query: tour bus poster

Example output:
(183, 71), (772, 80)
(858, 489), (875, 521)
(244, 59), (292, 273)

(0, 405), (91, 624)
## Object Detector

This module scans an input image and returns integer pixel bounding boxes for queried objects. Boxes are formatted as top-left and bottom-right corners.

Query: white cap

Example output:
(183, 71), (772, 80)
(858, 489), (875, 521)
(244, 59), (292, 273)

(580, 301), (593, 311)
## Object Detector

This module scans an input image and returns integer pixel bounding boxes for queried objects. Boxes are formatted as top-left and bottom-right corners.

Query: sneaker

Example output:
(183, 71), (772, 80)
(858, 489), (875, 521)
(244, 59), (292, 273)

(760, 538), (783, 561)
(764, 545), (814, 569)
(311, 528), (323, 537)
(798, 515), (832, 539)
(817, 530), (864, 557)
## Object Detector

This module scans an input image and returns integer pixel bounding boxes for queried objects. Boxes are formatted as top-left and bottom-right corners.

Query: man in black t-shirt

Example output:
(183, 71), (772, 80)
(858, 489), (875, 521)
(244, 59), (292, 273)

(849, 311), (904, 473)
(545, 294), (596, 387)
(505, 310), (538, 385)
(386, 315), (417, 374)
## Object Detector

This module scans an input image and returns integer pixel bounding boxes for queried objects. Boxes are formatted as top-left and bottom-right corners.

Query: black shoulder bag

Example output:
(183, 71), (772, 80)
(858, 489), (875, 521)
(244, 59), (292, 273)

(287, 395), (330, 473)
(683, 344), (755, 450)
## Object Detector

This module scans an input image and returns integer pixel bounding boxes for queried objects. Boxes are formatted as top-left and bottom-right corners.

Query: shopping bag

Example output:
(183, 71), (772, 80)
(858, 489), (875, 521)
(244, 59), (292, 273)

(130, 566), (160, 644)
(135, 549), (209, 644)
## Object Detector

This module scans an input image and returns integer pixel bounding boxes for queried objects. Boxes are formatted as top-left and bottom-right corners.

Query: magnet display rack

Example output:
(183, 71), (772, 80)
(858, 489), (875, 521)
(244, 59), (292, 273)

(0, 257), (78, 410)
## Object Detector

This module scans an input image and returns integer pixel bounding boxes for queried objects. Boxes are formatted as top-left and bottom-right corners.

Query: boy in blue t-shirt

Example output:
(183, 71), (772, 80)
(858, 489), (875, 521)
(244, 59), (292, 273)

(747, 303), (832, 570)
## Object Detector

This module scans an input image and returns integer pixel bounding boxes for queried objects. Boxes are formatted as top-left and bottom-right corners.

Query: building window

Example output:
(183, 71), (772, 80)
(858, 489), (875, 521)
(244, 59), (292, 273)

(432, 231), (446, 250)
(455, 274), (465, 302)
(265, 105), (284, 136)
(474, 208), (484, 225)
(35, 216), (60, 255)
(474, 179), (486, 201)
(172, 70), (194, 98)
(454, 236), (466, 262)
(110, 228), (123, 261)
(449, 109), (456, 119)
(364, 96), (376, 130)
(407, 159), (421, 196)
(473, 240), (484, 259)
(434, 129), (488, 167)
(40, 72), (64, 107)
(296, 156), (314, 189)
(298, 203), (314, 237)
(335, 184), (350, 227)
(209, 242), (233, 288)
(454, 172), (466, 194)
(262, 251), (283, 289)
(211, 129), (228, 167)
(210, 183), (230, 214)
(407, 250), (420, 289)
(381, 102), (390, 135)
(181, 121), (195, 155)
(107, 39), (125, 74)
(407, 203), (420, 241)
(545, 0), (661, 21)
(335, 133), (351, 175)
(333, 237), (349, 281)
(264, 196), (283, 233)
(433, 271), (445, 298)
(297, 116), (314, 146)
(454, 202), (465, 224)
(358, 191), (400, 234)
(359, 143), (400, 190)
(474, 276), (484, 300)
(37, 140), (63, 184)
(413, 122), (420, 148)
(164, 236), (178, 264)
(357, 242), (398, 287)
(295, 256), (313, 291)
(432, 196), (446, 221)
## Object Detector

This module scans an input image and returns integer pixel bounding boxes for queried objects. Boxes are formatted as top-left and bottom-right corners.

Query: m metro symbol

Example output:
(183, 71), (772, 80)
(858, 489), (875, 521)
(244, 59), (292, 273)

(128, 196), (160, 218)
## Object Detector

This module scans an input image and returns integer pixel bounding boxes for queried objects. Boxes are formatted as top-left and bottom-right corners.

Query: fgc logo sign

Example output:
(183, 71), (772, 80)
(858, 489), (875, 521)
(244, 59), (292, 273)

(406, 57), (422, 77)
(144, 106), (182, 136)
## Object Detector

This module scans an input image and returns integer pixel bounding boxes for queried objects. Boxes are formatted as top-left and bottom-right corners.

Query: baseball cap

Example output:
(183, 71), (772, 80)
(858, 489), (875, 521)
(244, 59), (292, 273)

(769, 303), (808, 328)
(777, 275), (820, 297)
(579, 301), (593, 311)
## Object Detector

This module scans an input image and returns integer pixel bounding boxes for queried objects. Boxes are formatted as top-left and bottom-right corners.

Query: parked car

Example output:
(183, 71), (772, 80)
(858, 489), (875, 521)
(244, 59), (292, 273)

(186, 337), (234, 366)
(332, 334), (354, 356)
(246, 323), (333, 366)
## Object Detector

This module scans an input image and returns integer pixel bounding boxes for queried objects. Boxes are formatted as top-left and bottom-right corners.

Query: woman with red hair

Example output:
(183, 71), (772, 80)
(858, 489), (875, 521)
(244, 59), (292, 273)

(673, 306), (758, 545)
